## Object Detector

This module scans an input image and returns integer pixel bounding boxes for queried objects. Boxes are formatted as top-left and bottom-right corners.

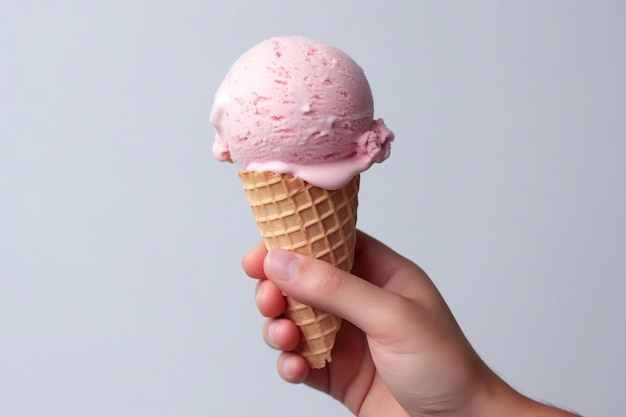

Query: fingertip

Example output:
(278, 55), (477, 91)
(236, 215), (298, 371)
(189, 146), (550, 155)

(242, 242), (268, 279)
(277, 352), (309, 384)
(255, 280), (286, 318)
(262, 318), (299, 351)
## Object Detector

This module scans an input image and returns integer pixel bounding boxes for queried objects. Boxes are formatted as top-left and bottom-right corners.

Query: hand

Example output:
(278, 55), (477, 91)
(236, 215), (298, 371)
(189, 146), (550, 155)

(242, 230), (578, 417)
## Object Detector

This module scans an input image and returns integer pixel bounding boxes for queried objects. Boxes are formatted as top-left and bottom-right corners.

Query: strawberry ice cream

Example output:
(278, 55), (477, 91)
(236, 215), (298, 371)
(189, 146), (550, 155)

(210, 36), (393, 189)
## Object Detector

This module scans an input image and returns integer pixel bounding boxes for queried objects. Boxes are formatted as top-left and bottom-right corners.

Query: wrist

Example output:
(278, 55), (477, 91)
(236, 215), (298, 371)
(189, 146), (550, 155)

(468, 368), (580, 417)
(467, 368), (527, 417)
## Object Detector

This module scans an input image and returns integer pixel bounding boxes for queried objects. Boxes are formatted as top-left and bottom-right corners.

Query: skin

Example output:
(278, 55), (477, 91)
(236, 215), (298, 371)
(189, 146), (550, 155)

(242, 230), (580, 417)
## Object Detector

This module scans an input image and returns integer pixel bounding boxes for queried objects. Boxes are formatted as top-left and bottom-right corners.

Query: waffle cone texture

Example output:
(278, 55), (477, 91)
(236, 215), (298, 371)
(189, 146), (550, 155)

(239, 171), (360, 368)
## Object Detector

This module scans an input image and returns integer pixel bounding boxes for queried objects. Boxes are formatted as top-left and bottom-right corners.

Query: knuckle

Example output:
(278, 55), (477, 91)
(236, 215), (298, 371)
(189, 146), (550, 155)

(299, 258), (345, 296)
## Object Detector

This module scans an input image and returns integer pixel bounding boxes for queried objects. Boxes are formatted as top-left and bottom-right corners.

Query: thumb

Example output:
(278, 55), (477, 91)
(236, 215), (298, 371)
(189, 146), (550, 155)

(263, 248), (410, 340)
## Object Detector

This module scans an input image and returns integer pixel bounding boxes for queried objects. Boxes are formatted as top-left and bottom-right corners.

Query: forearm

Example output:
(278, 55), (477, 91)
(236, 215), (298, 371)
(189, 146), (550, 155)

(521, 398), (581, 417)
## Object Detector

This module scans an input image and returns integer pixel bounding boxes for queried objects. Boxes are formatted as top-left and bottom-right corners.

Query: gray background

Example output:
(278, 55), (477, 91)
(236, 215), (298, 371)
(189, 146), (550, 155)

(1, 1), (624, 416)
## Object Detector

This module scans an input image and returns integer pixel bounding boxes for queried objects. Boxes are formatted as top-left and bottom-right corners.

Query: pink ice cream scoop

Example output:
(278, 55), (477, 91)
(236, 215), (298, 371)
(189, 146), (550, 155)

(210, 36), (394, 189)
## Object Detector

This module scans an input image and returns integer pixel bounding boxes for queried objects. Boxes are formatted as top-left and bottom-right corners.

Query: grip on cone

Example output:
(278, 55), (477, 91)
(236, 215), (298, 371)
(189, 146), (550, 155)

(239, 171), (359, 368)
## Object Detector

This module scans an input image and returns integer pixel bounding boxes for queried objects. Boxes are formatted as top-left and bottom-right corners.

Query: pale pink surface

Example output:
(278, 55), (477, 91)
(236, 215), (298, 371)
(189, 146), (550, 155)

(210, 37), (393, 189)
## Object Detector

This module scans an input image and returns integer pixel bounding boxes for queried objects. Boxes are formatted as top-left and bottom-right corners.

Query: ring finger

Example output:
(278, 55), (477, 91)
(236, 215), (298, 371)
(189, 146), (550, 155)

(263, 318), (300, 351)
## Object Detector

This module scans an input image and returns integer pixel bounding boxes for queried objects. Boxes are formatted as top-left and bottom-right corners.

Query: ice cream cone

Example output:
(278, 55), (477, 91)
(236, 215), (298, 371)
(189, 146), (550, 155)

(238, 170), (360, 368)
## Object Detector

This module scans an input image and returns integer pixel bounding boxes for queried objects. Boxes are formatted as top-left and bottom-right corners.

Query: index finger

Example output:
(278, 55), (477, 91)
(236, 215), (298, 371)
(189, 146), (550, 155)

(242, 242), (268, 279)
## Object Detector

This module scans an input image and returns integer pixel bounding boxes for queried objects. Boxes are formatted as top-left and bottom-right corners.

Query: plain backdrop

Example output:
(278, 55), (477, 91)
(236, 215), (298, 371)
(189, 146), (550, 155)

(1, 1), (625, 416)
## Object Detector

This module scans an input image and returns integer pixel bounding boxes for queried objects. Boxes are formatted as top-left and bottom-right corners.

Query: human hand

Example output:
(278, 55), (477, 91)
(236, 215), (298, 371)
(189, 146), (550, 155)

(243, 230), (578, 417)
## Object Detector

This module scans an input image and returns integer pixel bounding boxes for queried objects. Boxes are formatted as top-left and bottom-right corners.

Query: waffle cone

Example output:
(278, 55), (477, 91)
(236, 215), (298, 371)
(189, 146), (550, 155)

(239, 171), (360, 368)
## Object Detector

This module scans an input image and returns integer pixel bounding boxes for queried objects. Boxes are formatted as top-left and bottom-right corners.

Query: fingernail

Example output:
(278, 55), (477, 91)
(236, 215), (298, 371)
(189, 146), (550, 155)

(267, 321), (278, 347)
(266, 249), (299, 281)
(254, 282), (263, 304)
(281, 355), (296, 379)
